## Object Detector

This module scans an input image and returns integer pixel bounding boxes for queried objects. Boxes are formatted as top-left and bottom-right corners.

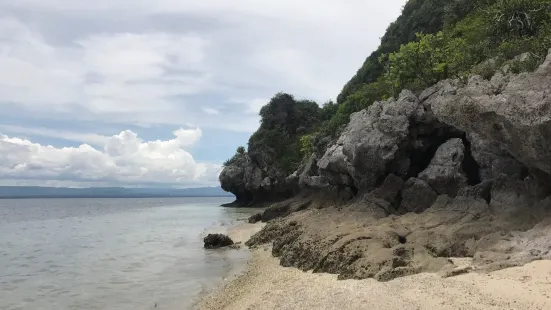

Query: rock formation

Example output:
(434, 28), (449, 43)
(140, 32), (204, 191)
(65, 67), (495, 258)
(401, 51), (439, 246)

(316, 89), (468, 198)
(243, 49), (551, 282)
(219, 151), (298, 206)
(203, 233), (234, 249)
(428, 49), (551, 182)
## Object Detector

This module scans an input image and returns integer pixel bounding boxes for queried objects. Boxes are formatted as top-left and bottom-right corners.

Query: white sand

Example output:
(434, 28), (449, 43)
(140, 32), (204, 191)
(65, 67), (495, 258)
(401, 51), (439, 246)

(196, 242), (551, 310)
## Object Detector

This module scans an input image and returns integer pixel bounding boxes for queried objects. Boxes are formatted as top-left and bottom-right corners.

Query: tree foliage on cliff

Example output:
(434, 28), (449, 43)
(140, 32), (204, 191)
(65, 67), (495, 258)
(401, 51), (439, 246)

(337, 0), (478, 105)
(224, 93), (323, 173)
(223, 146), (246, 167)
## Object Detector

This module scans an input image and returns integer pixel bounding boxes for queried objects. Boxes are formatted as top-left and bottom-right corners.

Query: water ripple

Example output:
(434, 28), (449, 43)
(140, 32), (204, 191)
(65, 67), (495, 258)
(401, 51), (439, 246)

(0, 197), (255, 310)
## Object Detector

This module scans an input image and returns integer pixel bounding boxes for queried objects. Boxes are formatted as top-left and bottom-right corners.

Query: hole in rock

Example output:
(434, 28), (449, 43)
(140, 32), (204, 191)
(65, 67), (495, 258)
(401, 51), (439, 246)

(406, 127), (463, 178)
(398, 235), (407, 244)
(461, 135), (481, 185)
(407, 141), (445, 178)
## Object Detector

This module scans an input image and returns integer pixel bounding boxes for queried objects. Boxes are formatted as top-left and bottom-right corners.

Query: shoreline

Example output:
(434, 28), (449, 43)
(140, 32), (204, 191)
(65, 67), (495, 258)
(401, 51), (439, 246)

(190, 222), (265, 309)
(195, 234), (551, 310)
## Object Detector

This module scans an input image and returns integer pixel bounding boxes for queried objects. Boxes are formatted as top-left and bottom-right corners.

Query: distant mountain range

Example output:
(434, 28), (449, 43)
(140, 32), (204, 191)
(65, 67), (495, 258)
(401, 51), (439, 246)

(0, 186), (233, 199)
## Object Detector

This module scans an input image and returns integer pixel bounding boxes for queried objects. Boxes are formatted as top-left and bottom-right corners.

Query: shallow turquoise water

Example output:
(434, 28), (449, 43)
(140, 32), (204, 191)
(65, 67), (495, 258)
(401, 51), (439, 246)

(0, 197), (256, 310)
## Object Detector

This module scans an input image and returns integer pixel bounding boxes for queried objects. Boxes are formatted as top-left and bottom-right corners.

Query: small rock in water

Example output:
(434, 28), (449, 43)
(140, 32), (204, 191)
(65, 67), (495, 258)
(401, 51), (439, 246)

(203, 233), (234, 249)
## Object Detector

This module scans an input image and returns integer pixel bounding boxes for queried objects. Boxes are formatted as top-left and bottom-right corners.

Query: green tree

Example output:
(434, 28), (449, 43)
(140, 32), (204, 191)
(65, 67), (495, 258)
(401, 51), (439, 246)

(223, 146), (247, 167)
(247, 93), (323, 174)
(320, 100), (339, 121)
(382, 32), (452, 92)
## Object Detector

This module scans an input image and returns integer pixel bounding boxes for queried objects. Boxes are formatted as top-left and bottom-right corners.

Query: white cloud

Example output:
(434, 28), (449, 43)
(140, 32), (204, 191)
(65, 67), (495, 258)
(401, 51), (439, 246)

(0, 19), (211, 115)
(229, 98), (269, 115)
(202, 107), (219, 115)
(0, 1), (406, 132)
(0, 124), (111, 146)
(0, 128), (221, 187)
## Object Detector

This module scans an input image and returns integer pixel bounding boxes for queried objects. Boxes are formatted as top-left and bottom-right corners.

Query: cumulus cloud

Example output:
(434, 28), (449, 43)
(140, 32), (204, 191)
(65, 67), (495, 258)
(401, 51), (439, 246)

(0, 128), (221, 187)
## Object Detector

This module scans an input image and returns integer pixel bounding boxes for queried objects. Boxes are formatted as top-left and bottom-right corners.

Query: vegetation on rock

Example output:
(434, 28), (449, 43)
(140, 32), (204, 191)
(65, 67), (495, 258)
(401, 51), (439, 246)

(322, 0), (551, 138)
(224, 93), (324, 174)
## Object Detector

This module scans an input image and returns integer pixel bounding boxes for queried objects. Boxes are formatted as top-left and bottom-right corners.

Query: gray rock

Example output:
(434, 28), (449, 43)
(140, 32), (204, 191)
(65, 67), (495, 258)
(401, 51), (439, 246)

(457, 181), (493, 203)
(418, 138), (468, 197)
(490, 175), (549, 213)
(302, 176), (329, 189)
(285, 172), (299, 187)
(467, 132), (523, 181)
(536, 48), (551, 75)
(318, 90), (419, 190)
(219, 153), (250, 203)
(244, 166), (264, 191)
(219, 149), (298, 205)
(299, 155), (329, 189)
(400, 178), (438, 213)
(363, 174), (404, 215)
(317, 145), (350, 177)
(429, 49), (551, 180)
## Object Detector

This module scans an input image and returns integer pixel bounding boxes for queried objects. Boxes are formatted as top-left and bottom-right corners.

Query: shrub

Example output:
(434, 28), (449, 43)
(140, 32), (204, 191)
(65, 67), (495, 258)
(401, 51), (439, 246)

(484, 0), (551, 42)
(299, 134), (314, 158)
(223, 146), (247, 167)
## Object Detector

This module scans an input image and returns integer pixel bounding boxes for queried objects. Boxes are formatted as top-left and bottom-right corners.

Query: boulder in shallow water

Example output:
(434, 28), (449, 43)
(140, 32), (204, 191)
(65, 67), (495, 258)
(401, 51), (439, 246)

(203, 233), (234, 249)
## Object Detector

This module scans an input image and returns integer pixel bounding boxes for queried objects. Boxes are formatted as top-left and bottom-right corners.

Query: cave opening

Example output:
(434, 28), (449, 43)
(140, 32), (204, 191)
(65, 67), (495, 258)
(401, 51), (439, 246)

(406, 127), (464, 179)
(461, 134), (482, 185)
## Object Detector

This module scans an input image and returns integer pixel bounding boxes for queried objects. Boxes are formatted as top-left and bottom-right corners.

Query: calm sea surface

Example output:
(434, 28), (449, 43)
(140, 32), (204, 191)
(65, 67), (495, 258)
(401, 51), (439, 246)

(0, 197), (258, 310)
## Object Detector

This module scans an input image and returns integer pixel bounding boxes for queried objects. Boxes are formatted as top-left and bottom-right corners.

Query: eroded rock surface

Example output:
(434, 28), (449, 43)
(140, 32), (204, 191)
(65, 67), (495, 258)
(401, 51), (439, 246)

(429, 50), (551, 179)
(400, 178), (438, 213)
(219, 152), (297, 206)
(418, 138), (468, 197)
(318, 91), (420, 191)
(247, 194), (551, 281)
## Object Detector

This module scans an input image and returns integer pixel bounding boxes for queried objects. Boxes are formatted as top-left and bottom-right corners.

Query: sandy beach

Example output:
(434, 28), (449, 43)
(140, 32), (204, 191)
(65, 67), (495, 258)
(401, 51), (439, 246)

(195, 223), (551, 310)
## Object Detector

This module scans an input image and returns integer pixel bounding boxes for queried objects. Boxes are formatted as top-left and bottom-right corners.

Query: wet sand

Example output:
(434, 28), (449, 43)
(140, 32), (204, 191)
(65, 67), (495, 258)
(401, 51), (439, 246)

(195, 224), (551, 310)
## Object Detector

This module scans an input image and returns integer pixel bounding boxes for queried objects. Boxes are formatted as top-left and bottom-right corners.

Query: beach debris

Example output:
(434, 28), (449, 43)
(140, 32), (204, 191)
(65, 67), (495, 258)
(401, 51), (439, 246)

(203, 233), (234, 249)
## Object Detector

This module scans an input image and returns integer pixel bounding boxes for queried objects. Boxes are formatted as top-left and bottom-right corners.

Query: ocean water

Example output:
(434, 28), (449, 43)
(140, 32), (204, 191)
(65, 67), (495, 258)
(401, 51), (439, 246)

(0, 197), (258, 310)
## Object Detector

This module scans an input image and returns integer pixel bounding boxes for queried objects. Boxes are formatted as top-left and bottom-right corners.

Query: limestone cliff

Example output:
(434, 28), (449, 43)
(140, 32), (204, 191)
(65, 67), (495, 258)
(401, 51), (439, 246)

(219, 151), (297, 206)
(245, 49), (551, 281)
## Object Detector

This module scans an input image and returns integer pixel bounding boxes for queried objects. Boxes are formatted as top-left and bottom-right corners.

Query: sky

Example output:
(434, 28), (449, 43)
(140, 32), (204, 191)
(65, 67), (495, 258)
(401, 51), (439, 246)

(0, 0), (406, 188)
